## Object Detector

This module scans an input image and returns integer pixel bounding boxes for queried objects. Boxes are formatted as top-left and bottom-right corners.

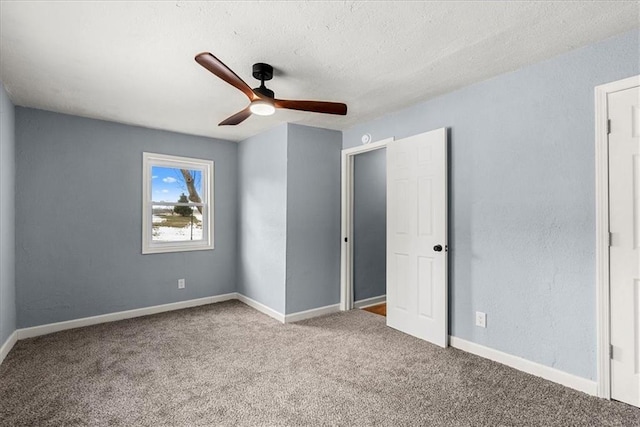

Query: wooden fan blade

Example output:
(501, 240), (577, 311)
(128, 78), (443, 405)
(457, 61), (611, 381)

(273, 99), (347, 115)
(195, 52), (257, 101)
(219, 107), (252, 126)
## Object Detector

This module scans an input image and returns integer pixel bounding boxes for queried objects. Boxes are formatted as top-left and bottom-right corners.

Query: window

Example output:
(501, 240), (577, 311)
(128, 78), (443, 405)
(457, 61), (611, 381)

(142, 152), (214, 254)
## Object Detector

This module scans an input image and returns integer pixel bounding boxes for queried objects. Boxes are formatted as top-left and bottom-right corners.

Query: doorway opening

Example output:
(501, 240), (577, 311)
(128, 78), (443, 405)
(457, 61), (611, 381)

(340, 138), (392, 312)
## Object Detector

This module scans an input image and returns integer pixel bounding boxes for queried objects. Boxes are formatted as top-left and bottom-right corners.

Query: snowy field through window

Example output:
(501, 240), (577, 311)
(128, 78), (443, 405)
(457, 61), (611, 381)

(152, 205), (203, 242)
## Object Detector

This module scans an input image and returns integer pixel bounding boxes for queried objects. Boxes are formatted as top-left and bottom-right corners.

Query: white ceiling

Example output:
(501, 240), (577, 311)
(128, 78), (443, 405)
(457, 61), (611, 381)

(0, 1), (638, 142)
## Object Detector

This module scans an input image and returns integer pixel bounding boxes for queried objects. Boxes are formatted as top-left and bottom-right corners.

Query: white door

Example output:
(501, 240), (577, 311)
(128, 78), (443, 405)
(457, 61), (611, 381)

(386, 128), (448, 347)
(610, 85), (640, 407)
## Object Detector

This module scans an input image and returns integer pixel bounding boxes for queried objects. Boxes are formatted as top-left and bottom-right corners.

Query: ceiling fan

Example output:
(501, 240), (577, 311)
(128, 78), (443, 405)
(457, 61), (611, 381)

(195, 52), (348, 126)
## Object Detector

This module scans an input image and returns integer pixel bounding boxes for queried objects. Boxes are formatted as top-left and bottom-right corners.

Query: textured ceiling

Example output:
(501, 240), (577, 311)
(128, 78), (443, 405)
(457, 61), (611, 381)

(0, 1), (638, 142)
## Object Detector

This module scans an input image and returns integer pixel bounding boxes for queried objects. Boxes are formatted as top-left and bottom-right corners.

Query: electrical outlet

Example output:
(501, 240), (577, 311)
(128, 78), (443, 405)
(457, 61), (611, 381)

(475, 311), (487, 328)
(178, 279), (185, 289)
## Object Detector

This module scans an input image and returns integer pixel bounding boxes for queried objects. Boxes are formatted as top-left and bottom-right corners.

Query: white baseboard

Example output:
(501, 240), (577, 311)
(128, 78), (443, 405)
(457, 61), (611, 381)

(12, 292), (335, 342)
(0, 331), (18, 366)
(236, 294), (285, 323)
(17, 293), (238, 340)
(354, 295), (386, 309)
(285, 304), (341, 323)
(449, 336), (598, 396)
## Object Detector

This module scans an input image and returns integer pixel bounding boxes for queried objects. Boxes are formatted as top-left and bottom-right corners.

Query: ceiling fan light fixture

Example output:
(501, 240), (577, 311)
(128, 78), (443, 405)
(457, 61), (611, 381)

(249, 100), (275, 116)
(195, 52), (347, 126)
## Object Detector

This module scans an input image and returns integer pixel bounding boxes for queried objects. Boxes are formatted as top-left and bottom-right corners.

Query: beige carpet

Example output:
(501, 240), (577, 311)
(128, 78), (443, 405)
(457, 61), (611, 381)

(0, 300), (638, 426)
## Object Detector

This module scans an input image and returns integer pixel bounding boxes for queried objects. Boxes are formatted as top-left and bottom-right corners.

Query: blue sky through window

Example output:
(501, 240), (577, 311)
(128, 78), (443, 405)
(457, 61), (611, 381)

(151, 166), (202, 203)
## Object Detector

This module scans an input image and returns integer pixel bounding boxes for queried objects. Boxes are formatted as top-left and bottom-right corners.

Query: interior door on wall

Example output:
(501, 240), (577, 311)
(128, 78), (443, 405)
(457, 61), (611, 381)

(386, 128), (448, 347)
(610, 85), (640, 408)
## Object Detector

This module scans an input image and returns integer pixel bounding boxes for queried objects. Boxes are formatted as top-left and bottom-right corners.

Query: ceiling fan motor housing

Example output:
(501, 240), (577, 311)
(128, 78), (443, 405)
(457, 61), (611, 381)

(252, 63), (273, 81)
(252, 63), (275, 98)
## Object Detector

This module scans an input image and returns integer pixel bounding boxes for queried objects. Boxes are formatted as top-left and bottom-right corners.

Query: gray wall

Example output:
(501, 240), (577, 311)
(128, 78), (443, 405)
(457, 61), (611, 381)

(237, 123), (341, 315)
(353, 148), (386, 302)
(285, 124), (341, 314)
(237, 124), (288, 314)
(15, 108), (238, 328)
(342, 29), (640, 380)
(0, 82), (16, 345)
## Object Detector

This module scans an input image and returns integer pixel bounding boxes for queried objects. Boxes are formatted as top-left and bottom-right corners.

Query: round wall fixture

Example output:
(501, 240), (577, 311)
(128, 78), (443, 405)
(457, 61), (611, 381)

(361, 133), (372, 144)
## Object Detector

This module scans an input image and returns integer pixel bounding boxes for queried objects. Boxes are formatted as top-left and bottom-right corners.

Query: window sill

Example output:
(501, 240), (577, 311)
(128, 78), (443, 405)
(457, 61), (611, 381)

(142, 243), (214, 255)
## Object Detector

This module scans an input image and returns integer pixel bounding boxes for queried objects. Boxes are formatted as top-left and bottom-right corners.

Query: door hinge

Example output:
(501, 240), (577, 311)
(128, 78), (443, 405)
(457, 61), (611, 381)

(610, 344), (614, 359)
(344, 237), (348, 243)
(607, 119), (611, 134)
(608, 232), (613, 247)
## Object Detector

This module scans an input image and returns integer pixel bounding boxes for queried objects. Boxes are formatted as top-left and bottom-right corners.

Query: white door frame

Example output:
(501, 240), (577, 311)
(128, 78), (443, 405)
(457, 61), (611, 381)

(340, 137), (394, 311)
(595, 74), (640, 399)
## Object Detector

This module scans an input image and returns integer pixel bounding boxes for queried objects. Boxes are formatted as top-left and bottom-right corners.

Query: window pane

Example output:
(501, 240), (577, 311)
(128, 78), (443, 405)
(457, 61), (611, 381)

(151, 166), (203, 203)
(143, 153), (213, 254)
(152, 204), (204, 242)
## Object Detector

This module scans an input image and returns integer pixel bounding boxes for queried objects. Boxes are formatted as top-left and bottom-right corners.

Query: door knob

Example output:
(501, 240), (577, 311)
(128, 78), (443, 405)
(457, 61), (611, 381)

(433, 245), (443, 252)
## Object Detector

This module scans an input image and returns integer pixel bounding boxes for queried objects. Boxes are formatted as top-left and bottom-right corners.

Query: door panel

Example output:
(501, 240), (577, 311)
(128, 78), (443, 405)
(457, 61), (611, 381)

(418, 177), (433, 235)
(387, 128), (448, 347)
(394, 180), (410, 234)
(395, 254), (410, 310)
(610, 85), (640, 407)
(417, 256), (434, 319)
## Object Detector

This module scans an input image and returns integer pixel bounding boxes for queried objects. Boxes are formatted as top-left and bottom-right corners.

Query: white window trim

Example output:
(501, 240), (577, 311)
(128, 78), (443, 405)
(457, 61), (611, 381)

(142, 152), (214, 254)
